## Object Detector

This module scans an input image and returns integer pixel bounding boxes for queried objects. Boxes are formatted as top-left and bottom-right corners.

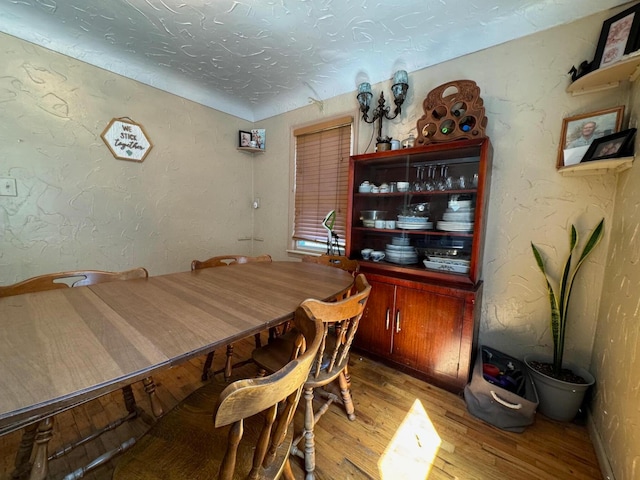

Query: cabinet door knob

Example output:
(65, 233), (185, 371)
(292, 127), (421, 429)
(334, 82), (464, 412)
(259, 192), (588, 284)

(395, 311), (401, 333)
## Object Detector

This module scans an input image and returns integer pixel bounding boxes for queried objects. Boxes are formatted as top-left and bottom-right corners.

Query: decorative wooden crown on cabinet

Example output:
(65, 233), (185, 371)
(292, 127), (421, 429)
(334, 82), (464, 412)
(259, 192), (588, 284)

(416, 79), (487, 145)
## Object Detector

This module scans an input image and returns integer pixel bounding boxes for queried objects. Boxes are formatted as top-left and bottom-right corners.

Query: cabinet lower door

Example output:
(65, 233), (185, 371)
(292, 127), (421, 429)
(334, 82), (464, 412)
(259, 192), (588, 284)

(392, 286), (465, 379)
(355, 280), (395, 357)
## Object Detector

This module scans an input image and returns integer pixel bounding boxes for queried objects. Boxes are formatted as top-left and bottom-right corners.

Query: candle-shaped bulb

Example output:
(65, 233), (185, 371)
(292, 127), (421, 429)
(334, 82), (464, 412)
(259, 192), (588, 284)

(393, 70), (408, 85)
(358, 82), (372, 94)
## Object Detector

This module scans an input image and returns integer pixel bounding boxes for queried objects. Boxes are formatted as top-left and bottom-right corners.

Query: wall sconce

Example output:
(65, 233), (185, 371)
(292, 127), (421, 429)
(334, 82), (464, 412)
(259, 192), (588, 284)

(357, 70), (409, 148)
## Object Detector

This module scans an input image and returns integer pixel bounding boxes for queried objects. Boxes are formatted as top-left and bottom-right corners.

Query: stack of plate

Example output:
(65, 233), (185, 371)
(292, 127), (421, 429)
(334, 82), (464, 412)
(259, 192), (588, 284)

(391, 236), (411, 246)
(437, 221), (474, 232)
(397, 215), (433, 230)
(423, 256), (470, 274)
(442, 210), (474, 222)
(385, 244), (419, 265)
(437, 200), (474, 232)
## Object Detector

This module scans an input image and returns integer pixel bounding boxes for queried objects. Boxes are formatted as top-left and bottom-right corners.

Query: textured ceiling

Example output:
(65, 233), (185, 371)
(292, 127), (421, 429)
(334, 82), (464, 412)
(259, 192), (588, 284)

(0, 0), (631, 121)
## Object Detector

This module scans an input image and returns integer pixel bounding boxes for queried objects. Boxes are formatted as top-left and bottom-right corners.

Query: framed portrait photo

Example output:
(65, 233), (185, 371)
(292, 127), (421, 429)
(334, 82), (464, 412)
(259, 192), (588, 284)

(593, 3), (640, 69)
(581, 128), (636, 163)
(251, 128), (266, 150)
(239, 130), (252, 148)
(557, 106), (625, 168)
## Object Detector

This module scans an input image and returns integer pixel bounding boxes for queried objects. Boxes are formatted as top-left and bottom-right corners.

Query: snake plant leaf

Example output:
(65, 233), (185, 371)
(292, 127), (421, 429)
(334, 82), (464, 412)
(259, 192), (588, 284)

(531, 242), (561, 364)
(531, 218), (604, 376)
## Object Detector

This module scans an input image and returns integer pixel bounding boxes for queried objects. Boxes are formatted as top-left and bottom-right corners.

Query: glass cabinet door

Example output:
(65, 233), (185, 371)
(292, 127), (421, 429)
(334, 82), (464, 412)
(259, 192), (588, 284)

(347, 138), (491, 286)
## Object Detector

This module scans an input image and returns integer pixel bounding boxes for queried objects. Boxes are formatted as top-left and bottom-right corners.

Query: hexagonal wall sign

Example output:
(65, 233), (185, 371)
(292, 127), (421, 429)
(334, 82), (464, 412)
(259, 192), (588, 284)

(101, 118), (153, 162)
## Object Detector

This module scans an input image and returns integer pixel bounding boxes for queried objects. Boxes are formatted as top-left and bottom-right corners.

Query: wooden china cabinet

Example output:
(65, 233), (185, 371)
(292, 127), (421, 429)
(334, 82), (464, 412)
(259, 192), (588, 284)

(347, 138), (492, 392)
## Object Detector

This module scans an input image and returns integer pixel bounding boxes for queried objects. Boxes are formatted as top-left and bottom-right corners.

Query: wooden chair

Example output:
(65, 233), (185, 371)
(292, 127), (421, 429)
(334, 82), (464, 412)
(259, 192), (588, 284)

(302, 255), (360, 300)
(252, 274), (371, 479)
(112, 297), (325, 480)
(301, 254), (360, 276)
(191, 254), (274, 381)
(0, 268), (163, 480)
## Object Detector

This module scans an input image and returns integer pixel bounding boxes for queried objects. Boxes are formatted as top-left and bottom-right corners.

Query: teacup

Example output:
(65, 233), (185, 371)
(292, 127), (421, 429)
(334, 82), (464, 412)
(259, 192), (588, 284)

(361, 248), (373, 260)
(374, 220), (385, 229)
(371, 251), (386, 262)
(396, 181), (410, 192)
(385, 220), (396, 229)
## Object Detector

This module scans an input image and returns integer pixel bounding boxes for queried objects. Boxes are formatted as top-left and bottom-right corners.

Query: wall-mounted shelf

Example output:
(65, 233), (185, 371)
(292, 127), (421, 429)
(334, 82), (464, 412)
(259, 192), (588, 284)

(237, 147), (265, 154)
(567, 54), (640, 96)
(558, 156), (634, 176)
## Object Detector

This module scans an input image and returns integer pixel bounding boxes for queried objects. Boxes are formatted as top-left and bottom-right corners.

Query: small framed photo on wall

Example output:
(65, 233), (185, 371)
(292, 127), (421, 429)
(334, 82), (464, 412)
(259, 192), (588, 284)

(557, 106), (625, 167)
(251, 129), (266, 150)
(592, 3), (640, 69)
(239, 130), (252, 148)
(581, 128), (636, 163)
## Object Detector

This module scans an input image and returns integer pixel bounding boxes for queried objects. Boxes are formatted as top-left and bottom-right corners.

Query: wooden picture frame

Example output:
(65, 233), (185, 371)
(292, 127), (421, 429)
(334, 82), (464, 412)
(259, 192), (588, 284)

(557, 106), (625, 168)
(592, 3), (640, 69)
(101, 117), (153, 162)
(239, 130), (252, 148)
(581, 128), (636, 163)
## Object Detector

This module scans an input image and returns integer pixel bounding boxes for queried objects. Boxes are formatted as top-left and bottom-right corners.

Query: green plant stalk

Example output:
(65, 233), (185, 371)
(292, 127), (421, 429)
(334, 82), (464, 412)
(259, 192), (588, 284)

(531, 218), (604, 377)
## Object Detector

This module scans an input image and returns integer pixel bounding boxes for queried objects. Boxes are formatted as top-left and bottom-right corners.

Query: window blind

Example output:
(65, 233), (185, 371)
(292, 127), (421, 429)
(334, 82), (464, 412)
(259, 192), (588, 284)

(293, 118), (352, 247)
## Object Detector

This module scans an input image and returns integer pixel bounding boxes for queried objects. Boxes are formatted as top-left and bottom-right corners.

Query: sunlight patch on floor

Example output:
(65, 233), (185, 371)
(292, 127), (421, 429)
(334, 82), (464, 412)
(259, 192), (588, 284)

(378, 398), (441, 479)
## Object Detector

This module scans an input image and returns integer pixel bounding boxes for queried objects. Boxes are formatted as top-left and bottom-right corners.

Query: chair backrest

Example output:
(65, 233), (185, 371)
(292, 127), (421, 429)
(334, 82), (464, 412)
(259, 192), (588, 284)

(302, 254), (360, 276)
(214, 305), (323, 479)
(0, 268), (149, 297)
(300, 273), (371, 379)
(191, 254), (272, 270)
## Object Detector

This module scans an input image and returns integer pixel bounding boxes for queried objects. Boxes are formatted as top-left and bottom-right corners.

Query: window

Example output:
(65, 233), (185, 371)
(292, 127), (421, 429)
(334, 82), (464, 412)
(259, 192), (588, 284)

(293, 116), (352, 253)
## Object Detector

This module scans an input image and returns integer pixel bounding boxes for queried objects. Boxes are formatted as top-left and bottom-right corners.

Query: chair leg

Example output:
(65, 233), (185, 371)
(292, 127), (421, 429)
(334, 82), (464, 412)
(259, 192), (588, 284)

(343, 364), (352, 390)
(302, 386), (316, 480)
(29, 417), (54, 480)
(201, 350), (215, 381)
(338, 372), (356, 421)
(11, 423), (37, 480)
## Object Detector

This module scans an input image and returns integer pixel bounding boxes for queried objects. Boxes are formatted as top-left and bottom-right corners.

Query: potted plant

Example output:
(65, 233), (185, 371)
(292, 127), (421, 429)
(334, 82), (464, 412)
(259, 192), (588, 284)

(525, 218), (604, 421)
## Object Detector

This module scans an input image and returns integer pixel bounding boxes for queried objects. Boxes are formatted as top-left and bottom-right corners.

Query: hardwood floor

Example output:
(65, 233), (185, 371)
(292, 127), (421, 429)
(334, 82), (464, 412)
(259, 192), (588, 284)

(0, 335), (602, 480)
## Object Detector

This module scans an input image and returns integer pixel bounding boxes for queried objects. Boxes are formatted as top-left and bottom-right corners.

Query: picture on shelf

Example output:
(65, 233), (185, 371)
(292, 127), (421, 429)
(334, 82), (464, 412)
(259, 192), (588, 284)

(592, 3), (640, 69)
(239, 130), (252, 148)
(251, 129), (266, 150)
(557, 106), (624, 167)
(581, 128), (636, 163)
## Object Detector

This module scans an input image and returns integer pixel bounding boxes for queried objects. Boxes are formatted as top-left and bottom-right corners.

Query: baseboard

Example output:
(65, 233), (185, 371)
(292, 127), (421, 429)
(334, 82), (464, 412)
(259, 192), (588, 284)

(587, 410), (616, 480)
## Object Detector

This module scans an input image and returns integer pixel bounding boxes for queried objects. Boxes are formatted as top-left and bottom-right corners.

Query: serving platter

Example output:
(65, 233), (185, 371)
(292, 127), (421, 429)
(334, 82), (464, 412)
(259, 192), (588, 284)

(423, 260), (470, 273)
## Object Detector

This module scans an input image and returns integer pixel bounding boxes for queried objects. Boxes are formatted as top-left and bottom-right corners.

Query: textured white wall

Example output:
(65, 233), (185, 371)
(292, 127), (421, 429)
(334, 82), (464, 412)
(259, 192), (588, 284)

(0, 33), (259, 280)
(590, 82), (640, 480)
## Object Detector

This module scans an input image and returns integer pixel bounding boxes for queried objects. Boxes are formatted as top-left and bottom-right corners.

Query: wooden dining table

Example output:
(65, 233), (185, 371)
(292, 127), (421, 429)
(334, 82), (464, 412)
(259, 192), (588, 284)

(0, 261), (354, 434)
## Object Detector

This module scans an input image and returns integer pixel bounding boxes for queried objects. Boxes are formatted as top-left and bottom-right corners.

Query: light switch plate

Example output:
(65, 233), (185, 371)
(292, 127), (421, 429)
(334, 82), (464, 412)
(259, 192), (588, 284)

(0, 177), (17, 197)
